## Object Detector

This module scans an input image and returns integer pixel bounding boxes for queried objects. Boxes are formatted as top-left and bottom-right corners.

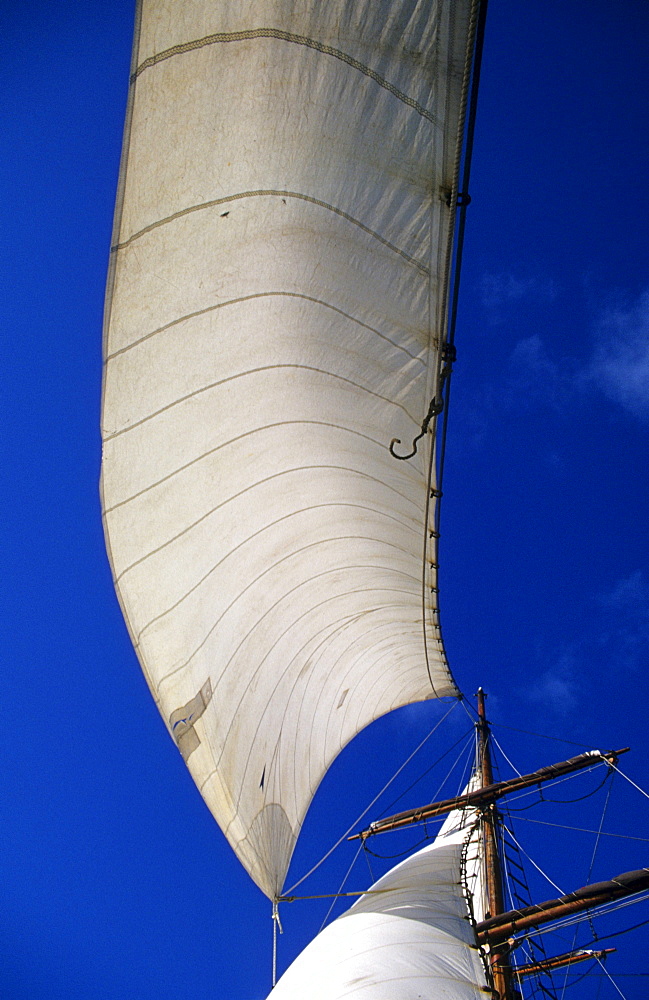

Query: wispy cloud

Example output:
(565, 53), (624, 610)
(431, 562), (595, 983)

(521, 572), (648, 714)
(526, 651), (579, 715)
(598, 570), (649, 671)
(494, 285), (649, 422)
(481, 272), (557, 315)
(583, 291), (649, 420)
(607, 569), (649, 612)
(506, 334), (569, 409)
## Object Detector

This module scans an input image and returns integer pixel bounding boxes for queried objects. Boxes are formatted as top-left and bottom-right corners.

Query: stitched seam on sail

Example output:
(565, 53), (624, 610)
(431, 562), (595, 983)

(237, 618), (422, 818)
(214, 626), (430, 832)
(111, 190), (430, 274)
(103, 421), (406, 514)
(105, 291), (427, 365)
(132, 28), (441, 129)
(238, 613), (387, 805)
(103, 364), (421, 441)
(125, 478), (420, 608)
(195, 589), (428, 795)
(318, 621), (426, 756)
(104, 420), (412, 517)
(116, 481), (419, 585)
(299, 622), (406, 796)
(158, 566), (421, 691)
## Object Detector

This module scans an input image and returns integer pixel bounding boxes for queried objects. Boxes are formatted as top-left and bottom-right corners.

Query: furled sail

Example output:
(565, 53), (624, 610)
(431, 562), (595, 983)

(268, 798), (487, 998)
(102, 0), (478, 898)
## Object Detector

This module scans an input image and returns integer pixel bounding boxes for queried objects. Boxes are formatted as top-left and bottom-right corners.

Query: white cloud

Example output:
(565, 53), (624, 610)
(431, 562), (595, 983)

(598, 571), (649, 670)
(527, 652), (578, 714)
(481, 273), (557, 313)
(505, 334), (572, 410)
(584, 290), (649, 420)
(607, 569), (649, 612)
(510, 334), (560, 384)
(496, 287), (649, 423)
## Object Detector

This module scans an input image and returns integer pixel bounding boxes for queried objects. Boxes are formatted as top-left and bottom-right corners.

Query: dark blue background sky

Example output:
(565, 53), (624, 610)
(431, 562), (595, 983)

(2, 2), (648, 998)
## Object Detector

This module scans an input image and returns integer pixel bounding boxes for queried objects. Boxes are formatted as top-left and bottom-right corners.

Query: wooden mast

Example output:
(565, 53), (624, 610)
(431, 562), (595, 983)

(477, 688), (513, 1000)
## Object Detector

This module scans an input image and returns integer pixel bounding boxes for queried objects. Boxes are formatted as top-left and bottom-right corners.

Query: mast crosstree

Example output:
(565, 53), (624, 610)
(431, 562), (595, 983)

(349, 690), (641, 999)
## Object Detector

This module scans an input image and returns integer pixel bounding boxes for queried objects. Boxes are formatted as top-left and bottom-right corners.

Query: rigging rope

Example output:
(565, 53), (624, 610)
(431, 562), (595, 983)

(488, 720), (601, 751)
(318, 842), (363, 932)
(514, 891), (649, 943)
(271, 900), (282, 987)
(510, 815), (649, 842)
(595, 954), (629, 1000)
(362, 839), (375, 884)
(362, 832), (432, 861)
(492, 736), (523, 778)
(558, 768), (615, 1000)
(609, 762), (649, 801)
(376, 725), (475, 819)
(284, 699), (460, 894)
(582, 913), (649, 945)
(503, 825), (565, 896)
(381, 731), (475, 825)
(498, 763), (616, 809)
(435, 0), (488, 499)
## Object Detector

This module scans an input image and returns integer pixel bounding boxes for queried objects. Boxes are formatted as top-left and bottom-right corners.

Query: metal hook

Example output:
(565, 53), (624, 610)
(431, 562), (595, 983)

(389, 396), (444, 461)
(389, 429), (425, 461)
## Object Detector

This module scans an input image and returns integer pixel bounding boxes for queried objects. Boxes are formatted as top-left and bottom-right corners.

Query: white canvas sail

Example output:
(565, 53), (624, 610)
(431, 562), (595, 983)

(102, 0), (479, 898)
(268, 799), (487, 998)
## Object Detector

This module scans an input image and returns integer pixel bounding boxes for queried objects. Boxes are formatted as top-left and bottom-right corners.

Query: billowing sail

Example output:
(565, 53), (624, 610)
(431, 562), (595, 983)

(268, 799), (487, 998)
(102, 0), (478, 898)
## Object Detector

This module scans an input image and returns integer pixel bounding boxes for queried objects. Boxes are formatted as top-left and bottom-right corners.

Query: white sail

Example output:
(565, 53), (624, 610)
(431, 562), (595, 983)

(268, 800), (487, 998)
(102, 0), (478, 898)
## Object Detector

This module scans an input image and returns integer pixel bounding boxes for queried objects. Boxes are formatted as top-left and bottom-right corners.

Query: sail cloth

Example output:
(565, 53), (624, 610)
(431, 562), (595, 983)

(102, 0), (477, 898)
(268, 802), (487, 998)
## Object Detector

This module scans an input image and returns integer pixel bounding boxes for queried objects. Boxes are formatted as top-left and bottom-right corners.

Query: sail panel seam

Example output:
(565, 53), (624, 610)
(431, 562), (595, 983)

(103, 363), (421, 441)
(105, 291), (427, 365)
(234, 618), (420, 818)
(158, 572), (423, 692)
(115, 485), (420, 585)
(103, 421), (415, 514)
(132, 28), (442, 128)
(204, 608), (425, 820)
(111, 189), (430, 274)
(104, 420), (416, 516)
(211, 598), (424, 766)
(139, 544), (422, 659)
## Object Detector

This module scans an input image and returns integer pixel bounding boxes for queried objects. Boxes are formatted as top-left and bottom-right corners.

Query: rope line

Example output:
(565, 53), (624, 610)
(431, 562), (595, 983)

(271, 900), (282, 987)
(282, 886), (400, 903)
(515, 892), (649, 943)
(417, 0), (485, 693)
(284, 700), (460, 894)
(318, 842), (363, 932)
(503, 825), (565, 894)
(609, 762), (649, 801)
(492, 736), (523, 778)
(511, 815), (649, 842)
(594, 955), (629, 999)
(376, 725), (475, 819)
(488, 720), (601, 750)
(584, 914), (649, 945)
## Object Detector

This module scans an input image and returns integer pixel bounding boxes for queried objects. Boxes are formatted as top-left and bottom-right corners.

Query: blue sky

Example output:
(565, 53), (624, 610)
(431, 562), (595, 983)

(2, 1), (648, 998)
